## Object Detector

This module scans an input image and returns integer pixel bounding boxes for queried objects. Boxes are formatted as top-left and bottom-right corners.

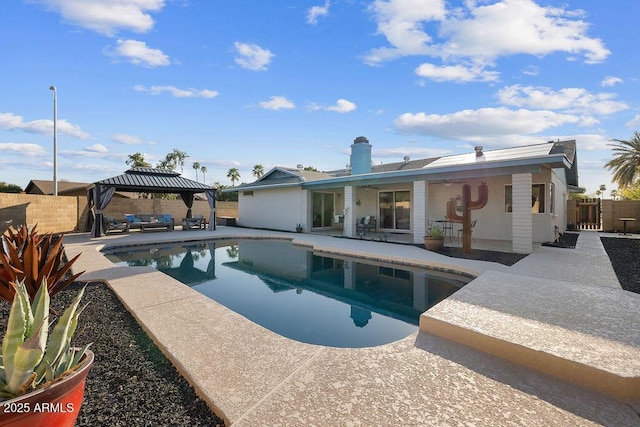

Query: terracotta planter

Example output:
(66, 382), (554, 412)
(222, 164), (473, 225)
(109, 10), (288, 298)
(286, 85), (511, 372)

(423, 237), (444, 251)
(0, 349), (94, 427)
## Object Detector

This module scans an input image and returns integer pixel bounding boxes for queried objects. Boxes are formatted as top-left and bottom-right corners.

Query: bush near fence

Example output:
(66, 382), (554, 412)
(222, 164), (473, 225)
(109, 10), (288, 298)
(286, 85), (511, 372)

(0, 193), (237, 234)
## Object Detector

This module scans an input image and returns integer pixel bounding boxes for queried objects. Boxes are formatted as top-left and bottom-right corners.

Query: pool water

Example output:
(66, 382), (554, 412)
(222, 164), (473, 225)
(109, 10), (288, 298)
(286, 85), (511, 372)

(104, 239), (470, 348)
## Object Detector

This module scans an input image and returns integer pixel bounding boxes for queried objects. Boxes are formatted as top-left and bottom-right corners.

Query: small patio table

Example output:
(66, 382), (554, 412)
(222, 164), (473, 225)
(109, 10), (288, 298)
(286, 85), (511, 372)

(618, 217), (636, 235)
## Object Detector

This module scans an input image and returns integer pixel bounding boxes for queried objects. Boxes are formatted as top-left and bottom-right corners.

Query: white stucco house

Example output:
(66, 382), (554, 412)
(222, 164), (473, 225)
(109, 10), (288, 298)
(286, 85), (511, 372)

(227, 137), (581, 254)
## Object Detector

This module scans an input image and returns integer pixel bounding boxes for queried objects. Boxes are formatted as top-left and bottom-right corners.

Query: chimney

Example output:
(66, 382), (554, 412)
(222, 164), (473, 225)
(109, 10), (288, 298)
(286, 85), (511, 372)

(474, 146), (484, 157)
(350, 136), (372, 175)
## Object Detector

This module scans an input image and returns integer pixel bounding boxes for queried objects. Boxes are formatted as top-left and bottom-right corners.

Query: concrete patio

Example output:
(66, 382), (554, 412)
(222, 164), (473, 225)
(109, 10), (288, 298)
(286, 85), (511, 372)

(63, 227), (640, 426)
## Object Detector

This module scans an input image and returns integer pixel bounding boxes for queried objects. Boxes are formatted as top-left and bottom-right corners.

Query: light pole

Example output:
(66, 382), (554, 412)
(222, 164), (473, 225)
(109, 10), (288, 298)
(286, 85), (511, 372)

(49, 85), (58, 196)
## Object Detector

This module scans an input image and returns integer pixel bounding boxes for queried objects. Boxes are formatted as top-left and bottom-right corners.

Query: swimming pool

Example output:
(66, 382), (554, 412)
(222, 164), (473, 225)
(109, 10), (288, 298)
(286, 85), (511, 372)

(104, 239), (471, 347)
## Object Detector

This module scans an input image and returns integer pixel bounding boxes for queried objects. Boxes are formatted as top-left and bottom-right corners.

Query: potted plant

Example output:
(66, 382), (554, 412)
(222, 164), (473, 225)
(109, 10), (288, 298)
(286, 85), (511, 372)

(423, 226), (445, 251)
(295, 224), (303, 233)
(0, 280), (93, 427)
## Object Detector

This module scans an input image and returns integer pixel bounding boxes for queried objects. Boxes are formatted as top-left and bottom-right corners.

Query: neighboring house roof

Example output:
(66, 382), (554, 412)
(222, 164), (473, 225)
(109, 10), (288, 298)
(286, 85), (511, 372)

(24, 179), (137, 198)
(25, 180), (91, 195)
(228, 140), (578, 192)
(95, 167), (215, 193)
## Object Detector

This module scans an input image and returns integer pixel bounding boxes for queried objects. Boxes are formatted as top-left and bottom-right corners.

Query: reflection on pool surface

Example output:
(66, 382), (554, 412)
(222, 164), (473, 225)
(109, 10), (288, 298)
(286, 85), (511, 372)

(104, 239), (471, 347)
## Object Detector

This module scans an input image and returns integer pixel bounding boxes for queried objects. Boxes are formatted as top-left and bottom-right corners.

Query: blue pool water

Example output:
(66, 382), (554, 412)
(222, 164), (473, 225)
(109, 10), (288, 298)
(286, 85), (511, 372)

(104, 239), (470, 348)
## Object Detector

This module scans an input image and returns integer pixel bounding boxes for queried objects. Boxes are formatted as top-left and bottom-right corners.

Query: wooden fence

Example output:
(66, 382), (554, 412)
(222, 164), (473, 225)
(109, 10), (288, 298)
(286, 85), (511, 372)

(567, 199), (640, 232)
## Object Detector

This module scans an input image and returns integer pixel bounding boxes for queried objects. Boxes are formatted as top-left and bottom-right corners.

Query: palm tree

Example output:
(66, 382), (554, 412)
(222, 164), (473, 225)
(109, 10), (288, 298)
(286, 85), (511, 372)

(193, 161), (201, 182)
(227, 168), (240, 187)
(200, 166), (208, 183)
(252, 164), (264, 179)
(595, 184), (606, 197)
(605, 132), (640, 188)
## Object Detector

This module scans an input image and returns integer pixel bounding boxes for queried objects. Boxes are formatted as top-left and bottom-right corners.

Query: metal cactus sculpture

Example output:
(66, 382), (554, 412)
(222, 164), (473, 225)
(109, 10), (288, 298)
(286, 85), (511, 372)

(446, 182), (489, 253)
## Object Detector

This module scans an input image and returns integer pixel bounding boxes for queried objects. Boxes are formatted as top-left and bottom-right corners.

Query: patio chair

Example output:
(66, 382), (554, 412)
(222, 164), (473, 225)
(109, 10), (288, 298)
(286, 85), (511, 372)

(356, 216), (377, 235)
(103, 215), (129, 234)
(457, 219), (477, 242)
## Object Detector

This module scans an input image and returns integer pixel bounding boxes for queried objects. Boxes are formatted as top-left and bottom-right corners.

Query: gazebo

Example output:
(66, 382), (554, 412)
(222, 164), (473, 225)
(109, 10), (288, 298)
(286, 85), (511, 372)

(87, 167), (216, 237)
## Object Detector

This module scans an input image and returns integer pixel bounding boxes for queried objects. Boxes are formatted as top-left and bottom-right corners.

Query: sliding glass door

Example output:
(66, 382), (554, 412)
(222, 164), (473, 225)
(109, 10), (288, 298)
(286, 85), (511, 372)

(379, 190), (410, 230)
(312, 192), (334, 228)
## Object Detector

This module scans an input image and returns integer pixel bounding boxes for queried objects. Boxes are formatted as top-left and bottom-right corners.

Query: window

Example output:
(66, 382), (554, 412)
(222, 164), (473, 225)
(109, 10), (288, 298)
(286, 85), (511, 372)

(379, 190), (410, 230)
(504, 184), (546, 213)
(242, 191), (254, 197)
(549, 182), (555, 214)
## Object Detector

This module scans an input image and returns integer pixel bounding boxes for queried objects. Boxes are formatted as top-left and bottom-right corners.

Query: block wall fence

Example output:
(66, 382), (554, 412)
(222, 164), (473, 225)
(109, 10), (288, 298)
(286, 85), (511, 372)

(0, 193), (237, 234)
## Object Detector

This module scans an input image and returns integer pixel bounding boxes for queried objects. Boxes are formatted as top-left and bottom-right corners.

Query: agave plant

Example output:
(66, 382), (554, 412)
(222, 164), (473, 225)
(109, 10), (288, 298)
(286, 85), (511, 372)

(0, 224), (83, 303)
(0, 279), (90, 399)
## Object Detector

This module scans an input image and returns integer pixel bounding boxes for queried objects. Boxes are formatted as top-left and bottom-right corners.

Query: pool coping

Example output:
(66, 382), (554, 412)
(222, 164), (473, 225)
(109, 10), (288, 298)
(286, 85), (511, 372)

(63, 228), (640, 426)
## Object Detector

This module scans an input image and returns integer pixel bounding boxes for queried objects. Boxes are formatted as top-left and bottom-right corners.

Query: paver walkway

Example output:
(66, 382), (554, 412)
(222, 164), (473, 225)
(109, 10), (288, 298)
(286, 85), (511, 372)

(64, 228), (640, 426)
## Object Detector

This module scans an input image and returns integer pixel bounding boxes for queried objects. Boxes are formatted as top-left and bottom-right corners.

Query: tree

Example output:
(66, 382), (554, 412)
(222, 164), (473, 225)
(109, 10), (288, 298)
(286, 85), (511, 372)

(619, 185), (640, 201)
(157, 149), (189, 172)
(193, 162), (201, 182)
(126, 152), (151, 168)
(303, 166), (319, 172)
(214, 182), (238, 201)
(0, 182), (22, 193)
(200, 166), (207, 183)
(227, 168), (240, 187)
(595, 184), (606, 197)
(605, 131), (640, 188)
(252, 164), (264, 179)
(610, 189), (619, 201)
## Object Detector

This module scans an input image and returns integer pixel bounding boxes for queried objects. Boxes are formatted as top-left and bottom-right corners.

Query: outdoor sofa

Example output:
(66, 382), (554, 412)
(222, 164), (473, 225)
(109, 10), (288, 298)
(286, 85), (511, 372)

(125, 214), (175, 231)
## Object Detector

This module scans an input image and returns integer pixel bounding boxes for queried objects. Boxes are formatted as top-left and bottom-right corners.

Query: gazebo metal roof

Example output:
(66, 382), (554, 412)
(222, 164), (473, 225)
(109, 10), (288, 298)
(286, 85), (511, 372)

(95, 167), (214, 193)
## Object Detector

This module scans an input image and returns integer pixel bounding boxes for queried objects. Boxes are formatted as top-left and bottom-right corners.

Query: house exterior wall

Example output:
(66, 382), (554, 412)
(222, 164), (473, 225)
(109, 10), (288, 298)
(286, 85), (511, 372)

(426, 171), (560, 245)
(238, 186), (304, 231)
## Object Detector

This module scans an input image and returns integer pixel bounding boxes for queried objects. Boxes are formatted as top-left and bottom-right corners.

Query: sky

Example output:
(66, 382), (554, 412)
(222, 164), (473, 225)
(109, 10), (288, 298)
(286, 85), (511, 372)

(2, 0), (639, 195)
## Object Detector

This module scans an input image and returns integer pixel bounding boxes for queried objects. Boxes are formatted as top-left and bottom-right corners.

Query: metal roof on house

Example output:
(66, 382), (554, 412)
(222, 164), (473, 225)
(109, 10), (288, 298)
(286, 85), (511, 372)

(95, 167), (214, 193)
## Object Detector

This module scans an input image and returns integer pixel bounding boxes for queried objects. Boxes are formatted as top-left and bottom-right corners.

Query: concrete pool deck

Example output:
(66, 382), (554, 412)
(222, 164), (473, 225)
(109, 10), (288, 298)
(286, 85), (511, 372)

(64, 228), (640, 426)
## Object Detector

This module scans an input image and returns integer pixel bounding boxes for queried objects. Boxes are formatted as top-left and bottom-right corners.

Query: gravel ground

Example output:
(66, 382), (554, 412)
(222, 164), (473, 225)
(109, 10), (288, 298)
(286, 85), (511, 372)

(0, 282), (225, 427)
(601, 236), (640, 294)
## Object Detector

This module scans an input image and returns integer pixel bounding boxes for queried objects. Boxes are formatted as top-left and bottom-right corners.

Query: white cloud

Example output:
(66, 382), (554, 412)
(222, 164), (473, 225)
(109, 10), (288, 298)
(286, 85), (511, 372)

(0, 112), (90, 139)
(109, 39), (170, 67)
(325, 99), (357, 113)
(307, 1), (330, 25)
(394, 107), (581, 143)
(258, 96), (295, 110)
(625, 115), (640, 129)
(365, 0), (445, 64)
(439, 0), (609, 64)
(365, 0), (609, 75)
(497, 85), (628, 115)
(112, 133), (156, 145)
(0, 143), (46, 157)
(234, 42), (274, 71)
(601, 76), (623, 87)
(29, 0), (165, 36)
(415, 63), (499, 83)
(133, 85), (218, 98)
(85, 143), (108, 153)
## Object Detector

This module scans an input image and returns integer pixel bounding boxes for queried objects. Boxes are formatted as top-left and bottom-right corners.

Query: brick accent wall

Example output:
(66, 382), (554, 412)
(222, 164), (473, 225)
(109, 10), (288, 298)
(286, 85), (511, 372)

(0, 193), (79, 233)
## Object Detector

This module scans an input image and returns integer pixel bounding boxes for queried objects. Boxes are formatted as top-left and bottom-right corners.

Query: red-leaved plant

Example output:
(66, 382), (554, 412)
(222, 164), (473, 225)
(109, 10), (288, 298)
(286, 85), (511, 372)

(0, 224), (84, 303)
